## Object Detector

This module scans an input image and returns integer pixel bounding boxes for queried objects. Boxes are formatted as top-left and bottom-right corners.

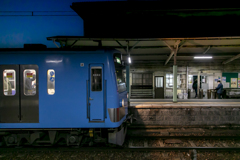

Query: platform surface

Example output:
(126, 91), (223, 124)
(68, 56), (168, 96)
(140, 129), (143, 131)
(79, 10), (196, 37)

(130, 99), (240, 108)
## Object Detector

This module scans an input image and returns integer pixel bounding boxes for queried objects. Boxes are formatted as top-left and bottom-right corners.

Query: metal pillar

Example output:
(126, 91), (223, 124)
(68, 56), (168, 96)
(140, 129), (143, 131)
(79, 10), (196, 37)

(186, 66), (188, 91)
(126, 65), (130, 101)
(173, 65), (178, 103)
(197, 71), (200, 98)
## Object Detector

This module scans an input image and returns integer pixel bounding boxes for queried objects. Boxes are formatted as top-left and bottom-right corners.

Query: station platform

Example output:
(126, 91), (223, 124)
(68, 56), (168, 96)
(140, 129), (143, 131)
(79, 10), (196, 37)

(130, 99), (240, 108)
(129, 99), (240, 126)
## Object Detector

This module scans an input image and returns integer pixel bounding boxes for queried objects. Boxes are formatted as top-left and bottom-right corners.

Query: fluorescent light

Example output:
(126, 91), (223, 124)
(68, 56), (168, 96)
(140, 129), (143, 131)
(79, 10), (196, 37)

(194, 56), (212, 59)
(128, 57), (131, 63)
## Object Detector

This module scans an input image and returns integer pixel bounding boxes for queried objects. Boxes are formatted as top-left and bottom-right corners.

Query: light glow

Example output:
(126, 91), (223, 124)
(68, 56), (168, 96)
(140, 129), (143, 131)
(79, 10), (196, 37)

(194, 56), (212, 59)
(128, 57), (131, 63)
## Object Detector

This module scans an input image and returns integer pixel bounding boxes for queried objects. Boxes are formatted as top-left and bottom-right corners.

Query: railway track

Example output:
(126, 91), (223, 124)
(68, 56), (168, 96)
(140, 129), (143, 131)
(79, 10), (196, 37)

(1, 146), (240, 152)
(1, 128), (240, 159)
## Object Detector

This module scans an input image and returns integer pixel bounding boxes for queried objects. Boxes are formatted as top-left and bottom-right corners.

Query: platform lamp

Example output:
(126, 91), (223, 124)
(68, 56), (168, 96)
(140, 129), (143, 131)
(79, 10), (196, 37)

(128, 56), (131, 63)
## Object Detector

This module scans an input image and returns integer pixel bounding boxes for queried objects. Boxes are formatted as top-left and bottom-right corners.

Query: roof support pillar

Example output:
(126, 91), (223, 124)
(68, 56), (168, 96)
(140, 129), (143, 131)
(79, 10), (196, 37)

(197, 71), (200, 98)
(126, 65), (130, 101)
(173, 42), (179, 102)
(126, 41), (131, 102)
(173, 65), (178, 103)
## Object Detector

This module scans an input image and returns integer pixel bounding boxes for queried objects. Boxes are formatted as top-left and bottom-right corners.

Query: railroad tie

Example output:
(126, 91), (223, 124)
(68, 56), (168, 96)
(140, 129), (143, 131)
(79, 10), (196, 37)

(206, 142), (213, 147)
(128, 140), (133, 147)
(144, 140), (148, 147)
(222, 143), (228, 147)
(159, 139), (165, 147)
(236, 143), (240, 147)
(188, 141), (196, 147)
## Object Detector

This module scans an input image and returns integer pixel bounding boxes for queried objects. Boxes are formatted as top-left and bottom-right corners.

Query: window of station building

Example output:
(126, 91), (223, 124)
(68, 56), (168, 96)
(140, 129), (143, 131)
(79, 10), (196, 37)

(3, 70), (16, 96)
(166, 74), (181, 88)
(47, 69), (55, 95)
(166, 74), (173, 88)
(91, 67), (102, 91)
(24, 69), (36, 96)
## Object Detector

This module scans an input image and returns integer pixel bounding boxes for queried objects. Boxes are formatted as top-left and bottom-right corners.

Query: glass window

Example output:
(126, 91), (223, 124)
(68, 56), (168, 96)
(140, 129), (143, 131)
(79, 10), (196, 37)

(47, 69), (55, 95)
(156, 77), (163, 88)
(3, 70), (16, 96)
(166, 74), (173, 88)
(24, 69), (36, 96)
(91, 67), (102, 91)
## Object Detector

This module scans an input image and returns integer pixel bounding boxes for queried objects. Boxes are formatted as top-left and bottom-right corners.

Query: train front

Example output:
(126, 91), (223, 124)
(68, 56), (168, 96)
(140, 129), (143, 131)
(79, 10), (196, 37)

(106, 52), (132, 146)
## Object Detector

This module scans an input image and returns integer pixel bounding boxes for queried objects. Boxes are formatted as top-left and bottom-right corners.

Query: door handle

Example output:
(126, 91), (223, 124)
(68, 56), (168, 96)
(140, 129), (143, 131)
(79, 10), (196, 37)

(89, 97), (94, 101)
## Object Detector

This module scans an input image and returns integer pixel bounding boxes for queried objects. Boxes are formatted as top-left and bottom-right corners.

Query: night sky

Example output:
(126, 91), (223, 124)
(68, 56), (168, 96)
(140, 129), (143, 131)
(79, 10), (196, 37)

(0, 0), (124, 48)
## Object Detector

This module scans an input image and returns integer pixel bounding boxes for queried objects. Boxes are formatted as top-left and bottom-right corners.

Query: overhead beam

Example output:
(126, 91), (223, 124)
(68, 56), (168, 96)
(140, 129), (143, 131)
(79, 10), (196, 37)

(129, 41), (140, 52)
(53, 39), (60, 48)
(222, 54), (240, 64)
(60, 45), (240, 49)
(203, 46), (211, 54)
(164, 40), (182, 65)
(70, 40), (78, 48)
(47, 36), (240, 41)
(163, 41), (174, 51)
(116, 40), (127, 53)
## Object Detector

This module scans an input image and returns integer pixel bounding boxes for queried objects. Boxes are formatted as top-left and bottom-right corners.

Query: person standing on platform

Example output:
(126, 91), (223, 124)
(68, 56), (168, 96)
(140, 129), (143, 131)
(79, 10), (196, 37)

(192, 79), (198, 98)
(215, 80), (223, 99)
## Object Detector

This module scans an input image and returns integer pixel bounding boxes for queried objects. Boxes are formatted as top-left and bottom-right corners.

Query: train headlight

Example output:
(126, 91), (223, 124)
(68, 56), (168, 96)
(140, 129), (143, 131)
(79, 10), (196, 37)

(120, 99), (124, 107)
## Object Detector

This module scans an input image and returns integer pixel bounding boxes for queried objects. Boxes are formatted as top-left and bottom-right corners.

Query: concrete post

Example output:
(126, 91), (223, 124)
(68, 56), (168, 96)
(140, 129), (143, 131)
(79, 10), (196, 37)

(173, 65), (178, 102)
(126, 65), (130, 101)
(197, 71), (200, 98)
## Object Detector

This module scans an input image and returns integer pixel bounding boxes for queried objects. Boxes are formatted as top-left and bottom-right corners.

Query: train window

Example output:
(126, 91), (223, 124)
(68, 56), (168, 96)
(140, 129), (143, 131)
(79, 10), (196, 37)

(3, 70), (16, 96)
(24, 69), (36, 96)
(91, 67), (102, 91)
(47, 69), (55, 95)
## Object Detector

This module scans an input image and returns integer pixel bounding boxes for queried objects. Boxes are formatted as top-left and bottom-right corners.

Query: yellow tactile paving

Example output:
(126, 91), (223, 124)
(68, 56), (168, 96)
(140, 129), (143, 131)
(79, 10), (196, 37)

(130, 101), (240, 108)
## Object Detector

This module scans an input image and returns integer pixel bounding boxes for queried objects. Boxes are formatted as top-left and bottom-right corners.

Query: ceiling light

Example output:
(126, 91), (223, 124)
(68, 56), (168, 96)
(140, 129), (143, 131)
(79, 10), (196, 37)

(194, 56), (212, 59)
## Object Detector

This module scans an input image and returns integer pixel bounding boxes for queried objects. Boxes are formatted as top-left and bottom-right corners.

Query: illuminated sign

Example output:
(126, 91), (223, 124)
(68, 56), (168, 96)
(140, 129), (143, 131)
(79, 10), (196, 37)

(27, 73), (33, 78)
(116, 57), (121, 64)
(6, 73), (13, 78)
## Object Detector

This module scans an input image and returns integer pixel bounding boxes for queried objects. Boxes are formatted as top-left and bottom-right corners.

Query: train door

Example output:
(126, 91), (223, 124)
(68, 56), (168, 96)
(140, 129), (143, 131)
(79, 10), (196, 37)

(89, 64), (104, 122)
(20, 65), (39, 123)
(0, 65), (39, 123)
(0, 65), (20, 123)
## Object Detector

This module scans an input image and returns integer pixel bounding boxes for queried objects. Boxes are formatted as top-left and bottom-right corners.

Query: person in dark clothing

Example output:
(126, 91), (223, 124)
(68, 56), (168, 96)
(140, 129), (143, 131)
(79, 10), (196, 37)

(192, 79), (198, 98)
(215, 80), (223, 99)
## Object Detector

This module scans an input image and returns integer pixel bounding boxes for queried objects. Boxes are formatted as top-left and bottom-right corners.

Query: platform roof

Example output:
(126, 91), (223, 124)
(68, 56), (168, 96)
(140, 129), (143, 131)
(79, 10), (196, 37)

(47, 36), (240, 66)
(70, 1), (240, 38)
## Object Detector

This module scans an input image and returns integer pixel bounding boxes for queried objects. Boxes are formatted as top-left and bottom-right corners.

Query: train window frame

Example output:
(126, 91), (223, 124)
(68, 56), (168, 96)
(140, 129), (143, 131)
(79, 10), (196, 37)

(3, 69), (16, 96)
(91, 67), (102, 92)
(47, 69), (55, 95)
(23, 69), (37, 96)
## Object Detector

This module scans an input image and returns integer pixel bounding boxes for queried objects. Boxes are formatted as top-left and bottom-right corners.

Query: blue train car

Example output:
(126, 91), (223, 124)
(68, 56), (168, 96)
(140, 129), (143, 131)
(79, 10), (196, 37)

(0, 48), (130, 146)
